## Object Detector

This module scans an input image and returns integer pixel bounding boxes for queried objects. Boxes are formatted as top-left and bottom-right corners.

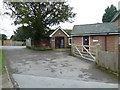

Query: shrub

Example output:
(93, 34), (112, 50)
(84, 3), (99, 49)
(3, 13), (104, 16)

(26, 46), (52, 51)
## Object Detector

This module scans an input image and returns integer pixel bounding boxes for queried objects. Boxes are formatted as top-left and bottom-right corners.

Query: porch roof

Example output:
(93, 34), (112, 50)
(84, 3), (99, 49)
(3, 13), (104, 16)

(49, 26), (70, 37)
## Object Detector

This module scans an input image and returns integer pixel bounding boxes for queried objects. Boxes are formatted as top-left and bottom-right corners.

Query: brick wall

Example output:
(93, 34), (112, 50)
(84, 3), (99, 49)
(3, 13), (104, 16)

(106, 35), (119, 51)
(114, 16), (120, 29)
(90, 36), (105, 51)
(72, 36), (82, 45)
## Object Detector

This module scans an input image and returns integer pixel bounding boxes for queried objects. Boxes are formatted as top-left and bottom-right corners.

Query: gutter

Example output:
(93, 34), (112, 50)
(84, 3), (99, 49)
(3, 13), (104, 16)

(71, 32), (120, 36)
(4, 65), (19, 89)
(4, 51), (19, 89)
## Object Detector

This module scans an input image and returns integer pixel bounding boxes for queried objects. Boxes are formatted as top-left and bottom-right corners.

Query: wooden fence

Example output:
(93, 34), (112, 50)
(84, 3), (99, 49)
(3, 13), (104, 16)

(96, 50), (119, 73)
(3, 40), (24, 46)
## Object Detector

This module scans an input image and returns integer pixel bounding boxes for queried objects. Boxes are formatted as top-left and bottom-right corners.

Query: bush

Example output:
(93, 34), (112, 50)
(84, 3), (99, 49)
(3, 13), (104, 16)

(67, 45), (71, 48)
(26, 46), (52, 51)
(22, 42), (26, 46)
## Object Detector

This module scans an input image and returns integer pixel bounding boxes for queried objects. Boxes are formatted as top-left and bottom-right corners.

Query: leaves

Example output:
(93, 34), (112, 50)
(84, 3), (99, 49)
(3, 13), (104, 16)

(0, 34), (7, 40)
(102, 5), (117, 23)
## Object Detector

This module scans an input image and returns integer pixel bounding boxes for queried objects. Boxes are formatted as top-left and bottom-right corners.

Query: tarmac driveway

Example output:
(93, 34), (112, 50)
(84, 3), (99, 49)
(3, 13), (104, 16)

(3, 46), (118, 88)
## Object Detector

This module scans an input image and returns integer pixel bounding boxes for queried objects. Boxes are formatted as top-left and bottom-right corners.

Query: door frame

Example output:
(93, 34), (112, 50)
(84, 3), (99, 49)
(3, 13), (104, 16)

(82, 36), (90, 51)
(55, 37), (65, 49)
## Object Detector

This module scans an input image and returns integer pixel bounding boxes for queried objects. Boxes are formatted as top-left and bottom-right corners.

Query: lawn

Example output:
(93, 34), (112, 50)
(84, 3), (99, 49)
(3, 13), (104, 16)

(0, 50), (4, 75)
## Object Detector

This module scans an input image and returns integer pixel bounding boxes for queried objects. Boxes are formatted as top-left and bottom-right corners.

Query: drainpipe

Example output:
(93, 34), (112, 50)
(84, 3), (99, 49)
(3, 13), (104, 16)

(105, 36), (107, 51)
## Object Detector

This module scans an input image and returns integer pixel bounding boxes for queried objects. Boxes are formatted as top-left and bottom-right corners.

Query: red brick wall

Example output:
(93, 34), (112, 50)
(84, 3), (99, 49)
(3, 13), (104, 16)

(114, 16), (120, 30)
(72, 35), (119, 52)
(72, 36), (82, 45)
(91, 35), (119, 51)
(106, 35), (119, 51)
(90, 36), (105, 51)
(51, 29), (69, 48)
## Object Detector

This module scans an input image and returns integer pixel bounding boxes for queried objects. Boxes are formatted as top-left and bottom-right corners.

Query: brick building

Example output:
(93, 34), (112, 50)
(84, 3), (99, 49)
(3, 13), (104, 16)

(49, 26), (71, 49)
(71, 23), (120, 52)
(111, 10), (120, 45)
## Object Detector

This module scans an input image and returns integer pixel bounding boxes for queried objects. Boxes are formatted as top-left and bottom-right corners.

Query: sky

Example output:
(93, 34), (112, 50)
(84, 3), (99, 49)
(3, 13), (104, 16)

(0, 0), (120, 38)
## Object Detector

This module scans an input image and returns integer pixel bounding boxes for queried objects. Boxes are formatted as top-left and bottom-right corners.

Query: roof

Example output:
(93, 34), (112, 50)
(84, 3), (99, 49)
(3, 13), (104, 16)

(49, 26), (70, 37)
(71, 23), (120, 36)
(111, 10), (120, 22)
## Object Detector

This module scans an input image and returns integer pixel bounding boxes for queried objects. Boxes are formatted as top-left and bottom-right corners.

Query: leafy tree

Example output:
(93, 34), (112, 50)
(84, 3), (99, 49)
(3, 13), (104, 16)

(0, 34), (7, 45)
(102, 5), (117, 23)
(4, 2), (76, 46)
(11, 26), (32, 41)
(0, 34), (7, 40)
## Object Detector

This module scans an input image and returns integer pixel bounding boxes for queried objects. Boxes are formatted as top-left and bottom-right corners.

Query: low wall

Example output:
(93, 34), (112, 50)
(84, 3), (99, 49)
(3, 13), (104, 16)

(96, 50), (119, 73)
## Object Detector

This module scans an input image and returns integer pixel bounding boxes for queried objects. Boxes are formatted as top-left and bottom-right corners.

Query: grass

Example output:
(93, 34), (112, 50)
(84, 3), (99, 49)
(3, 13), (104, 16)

(95, 64), (119, 79)
(53, 48), (70, 51)
(0, 50), (6, 75)
(0, 50), (3, 75)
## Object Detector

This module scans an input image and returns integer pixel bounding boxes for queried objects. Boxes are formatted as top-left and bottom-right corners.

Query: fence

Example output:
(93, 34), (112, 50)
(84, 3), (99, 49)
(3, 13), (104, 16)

(3, 40), (24, 46)
(11, 41), (24, 46)
(96, 50), (119, 73)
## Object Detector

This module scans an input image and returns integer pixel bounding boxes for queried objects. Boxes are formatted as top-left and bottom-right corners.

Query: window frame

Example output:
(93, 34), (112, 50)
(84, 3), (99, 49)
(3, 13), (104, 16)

(68, 38), (72, 45)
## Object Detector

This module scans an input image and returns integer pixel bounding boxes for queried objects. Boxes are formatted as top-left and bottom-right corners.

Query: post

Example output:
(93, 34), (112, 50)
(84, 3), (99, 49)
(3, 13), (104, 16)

(71, 44), (75, 55)
(95, 44), (100, 64)
(118, 44), (120, 74)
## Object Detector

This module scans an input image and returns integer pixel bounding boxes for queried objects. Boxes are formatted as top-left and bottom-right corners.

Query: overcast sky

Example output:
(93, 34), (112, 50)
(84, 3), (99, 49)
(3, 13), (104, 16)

(0, 0), (120, 38)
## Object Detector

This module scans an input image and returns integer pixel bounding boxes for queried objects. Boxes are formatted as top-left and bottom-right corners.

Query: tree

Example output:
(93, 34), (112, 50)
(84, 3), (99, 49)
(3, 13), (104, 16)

(102, 5), (117, 23)
(11, 26), (32, 41)
(4, 2), (76, 46)
(0, 34), (7, 45)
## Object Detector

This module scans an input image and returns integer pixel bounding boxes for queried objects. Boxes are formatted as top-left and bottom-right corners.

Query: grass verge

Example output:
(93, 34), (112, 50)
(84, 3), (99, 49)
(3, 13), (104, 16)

(0, 50), (6, 75)
(0, 50), (3, 75)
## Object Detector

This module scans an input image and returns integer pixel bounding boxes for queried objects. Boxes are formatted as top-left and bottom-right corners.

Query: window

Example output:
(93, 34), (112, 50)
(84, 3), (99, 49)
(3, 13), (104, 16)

(68, 38), (72, 45)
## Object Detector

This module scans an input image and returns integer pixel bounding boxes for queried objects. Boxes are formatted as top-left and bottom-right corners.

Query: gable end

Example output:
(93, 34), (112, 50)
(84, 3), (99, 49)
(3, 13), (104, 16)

(49, 26), (69, 37)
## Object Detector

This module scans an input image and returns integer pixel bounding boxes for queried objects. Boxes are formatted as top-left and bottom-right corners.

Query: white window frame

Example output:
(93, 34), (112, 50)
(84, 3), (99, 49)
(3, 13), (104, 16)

(82, 36), (90, 51)
(68, 38), (72, 45)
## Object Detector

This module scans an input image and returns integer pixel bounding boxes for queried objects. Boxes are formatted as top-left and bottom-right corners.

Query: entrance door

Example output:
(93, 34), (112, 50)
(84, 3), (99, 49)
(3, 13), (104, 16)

(55, 37), (64, 48)
(83, 36), (89, 50)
